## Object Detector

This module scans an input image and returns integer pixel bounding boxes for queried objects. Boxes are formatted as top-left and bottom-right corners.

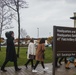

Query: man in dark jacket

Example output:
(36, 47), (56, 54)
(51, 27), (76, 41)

(1, 31), (21, 72)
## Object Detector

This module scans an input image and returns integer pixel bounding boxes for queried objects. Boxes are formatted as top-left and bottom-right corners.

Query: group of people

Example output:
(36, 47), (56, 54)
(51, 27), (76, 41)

(2, 30), (76, 73)
(25, 38), (48, 72)
(55, 56), (76, 69)
(0, 31), (48, 73)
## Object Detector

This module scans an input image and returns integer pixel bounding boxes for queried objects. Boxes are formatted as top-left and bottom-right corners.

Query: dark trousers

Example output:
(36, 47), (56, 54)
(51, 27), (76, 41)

(1, 59), (18, 70)
(25, 59), (34, 67)
(59, 57), (67, 64)
(34, 61), (45, 69)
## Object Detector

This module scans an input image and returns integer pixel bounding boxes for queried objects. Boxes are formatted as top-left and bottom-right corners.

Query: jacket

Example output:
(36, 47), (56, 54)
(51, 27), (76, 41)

(36, 44), (45, 61)
(27, 42), (36, 59)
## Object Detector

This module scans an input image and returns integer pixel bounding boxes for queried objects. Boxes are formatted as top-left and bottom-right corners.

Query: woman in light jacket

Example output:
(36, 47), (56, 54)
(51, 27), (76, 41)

(24, 39), (36, 69)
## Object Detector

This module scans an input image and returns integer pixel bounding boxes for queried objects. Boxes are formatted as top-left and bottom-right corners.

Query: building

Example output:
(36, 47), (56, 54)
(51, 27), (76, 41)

(70, 12), (76, 27)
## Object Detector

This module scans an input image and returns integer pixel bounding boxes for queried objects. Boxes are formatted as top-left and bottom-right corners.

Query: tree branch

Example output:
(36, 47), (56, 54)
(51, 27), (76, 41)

(2, 0), (17, 12)
(14, 0), (17, 6)
(2, 26), (14, 31)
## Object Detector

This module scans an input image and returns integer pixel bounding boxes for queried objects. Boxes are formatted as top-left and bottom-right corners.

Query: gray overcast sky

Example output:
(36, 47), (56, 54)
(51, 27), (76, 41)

(2, 0), (76, 38)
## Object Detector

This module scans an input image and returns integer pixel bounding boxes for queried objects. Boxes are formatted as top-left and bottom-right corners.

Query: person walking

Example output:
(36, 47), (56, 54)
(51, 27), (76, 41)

(1, 31), (21, 72)
(32, 38), (48, 72)
(58, 57), (67, 65)
(65, 57), (76, 69)
(24, 39), (36, 69)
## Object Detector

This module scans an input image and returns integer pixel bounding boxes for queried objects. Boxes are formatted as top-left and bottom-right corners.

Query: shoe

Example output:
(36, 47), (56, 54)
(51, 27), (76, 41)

(15, 68), (21, 71)
(43, 67), (48, 71)
(65, 67), (70, 69)
(32, 69), (37, 72)
(24, 64), (28, 69)
(1, 68), (7, 72)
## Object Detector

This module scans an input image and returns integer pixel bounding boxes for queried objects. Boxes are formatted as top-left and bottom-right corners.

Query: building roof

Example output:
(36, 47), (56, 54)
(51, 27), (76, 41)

(70, 16), (76, 20)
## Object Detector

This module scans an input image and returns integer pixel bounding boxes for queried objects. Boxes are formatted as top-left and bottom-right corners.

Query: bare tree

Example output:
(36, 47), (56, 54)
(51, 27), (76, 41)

(0, 1), (14, 51)
(0, 0), (28, 57)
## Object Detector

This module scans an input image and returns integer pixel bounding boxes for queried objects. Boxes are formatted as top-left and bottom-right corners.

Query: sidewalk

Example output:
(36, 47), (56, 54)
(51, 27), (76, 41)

(55, 62), (76, 75)
(0, 63), (76, 75)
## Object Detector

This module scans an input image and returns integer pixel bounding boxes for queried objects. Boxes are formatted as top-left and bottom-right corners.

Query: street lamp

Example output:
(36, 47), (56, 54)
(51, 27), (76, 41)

(37, 28), (39, 38)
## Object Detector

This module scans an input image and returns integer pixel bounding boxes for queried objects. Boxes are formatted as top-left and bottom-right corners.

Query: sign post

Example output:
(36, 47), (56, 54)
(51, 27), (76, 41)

(53, 26), (76, 75)
(52, 26), (57, 75)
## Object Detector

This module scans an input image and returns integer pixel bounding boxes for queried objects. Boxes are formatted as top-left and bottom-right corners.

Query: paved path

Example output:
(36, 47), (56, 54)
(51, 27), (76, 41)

(0, 63), (76, 75)
(56, 63), (76, 75)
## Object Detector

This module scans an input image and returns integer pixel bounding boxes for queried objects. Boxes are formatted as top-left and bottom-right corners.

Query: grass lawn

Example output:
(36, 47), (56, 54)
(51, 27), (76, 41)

(0, 47), (53, 67)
